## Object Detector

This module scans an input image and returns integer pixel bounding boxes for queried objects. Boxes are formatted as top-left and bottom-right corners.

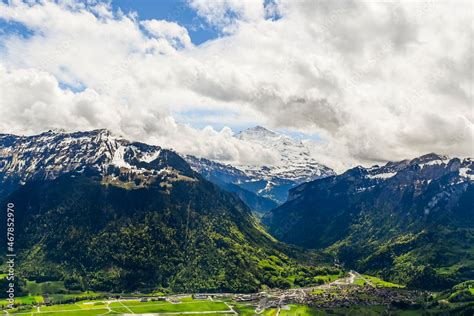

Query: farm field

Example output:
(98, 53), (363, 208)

(0, 298), (235, 315)
(231, 303), (276, 316)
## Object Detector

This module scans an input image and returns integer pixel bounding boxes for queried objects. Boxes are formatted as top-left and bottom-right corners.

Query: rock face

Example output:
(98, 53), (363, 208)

(185, 126), (335, 209)
(0, 129), (297, 293)
(263, 153), (474, 288)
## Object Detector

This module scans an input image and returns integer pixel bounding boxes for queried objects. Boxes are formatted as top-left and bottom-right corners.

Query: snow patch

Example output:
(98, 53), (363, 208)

(459, 167), (474, 180)
(111, 146), (132, 168)
(140, 150), (161, 163)
(419, 158), (450, 169)
(367, 172), (397, 179)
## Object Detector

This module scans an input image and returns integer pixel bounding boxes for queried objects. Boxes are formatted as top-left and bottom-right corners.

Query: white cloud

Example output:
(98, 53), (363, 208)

(141, 19), (192, 48)
(0, 0), (472, 172)
(188, 0), (266, 31)
(0, 64), (278, 166)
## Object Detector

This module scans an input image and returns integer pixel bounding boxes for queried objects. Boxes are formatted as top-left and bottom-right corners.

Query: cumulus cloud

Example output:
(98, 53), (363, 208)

(188, 0), (266, 31)
(0, 65), (277, 166)
(0, 0), (472, 172)
(141, 19), (192, 48)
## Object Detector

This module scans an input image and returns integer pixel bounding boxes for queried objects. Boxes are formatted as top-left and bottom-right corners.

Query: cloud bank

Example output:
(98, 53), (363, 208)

(0, 0), (472, 172)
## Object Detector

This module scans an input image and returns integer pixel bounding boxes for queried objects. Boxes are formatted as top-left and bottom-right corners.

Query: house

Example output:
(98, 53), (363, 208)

(193, 294), (208, 300)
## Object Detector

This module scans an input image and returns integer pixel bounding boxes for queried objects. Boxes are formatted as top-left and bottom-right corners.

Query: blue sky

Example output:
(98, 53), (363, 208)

(0, 0), (220, 45)
(112, 0), (219, 45)
(0, 19), (33, 43)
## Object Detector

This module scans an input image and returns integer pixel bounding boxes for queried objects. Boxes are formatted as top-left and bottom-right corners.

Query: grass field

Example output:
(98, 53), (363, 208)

(0, 295), (44, 306)
(362, 275), (403, 288)
(1, 298), (234, 315)
(311, 273), (341, 284)
(279, 304), (321, 316)
(48, 292), (103, 304)
(232, 302), (276, 316)
(24, 281), (68, 295)
(279, 304), (391, 316)
(352, 274), (402, 288)
(311, 289), (325, 295)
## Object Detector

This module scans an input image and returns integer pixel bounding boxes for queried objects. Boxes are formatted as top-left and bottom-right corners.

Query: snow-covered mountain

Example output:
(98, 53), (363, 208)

(0, 129), (195, 197)
(185, 126), (335, 206)
(235, 126), (334, 182)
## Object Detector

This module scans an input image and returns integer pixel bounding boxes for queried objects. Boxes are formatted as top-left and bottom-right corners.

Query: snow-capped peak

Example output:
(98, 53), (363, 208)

(233, 126), (335, 183)
(184, 126), (335, 204)
(236, 126), (279, 140)
(410, 153), (451, 167)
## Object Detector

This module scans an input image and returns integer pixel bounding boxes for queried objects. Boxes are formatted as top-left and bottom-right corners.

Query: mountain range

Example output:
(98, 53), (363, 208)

(0, 129), (324, 293)
(0, 128), (472, 293)
(263, 153), (474, 289)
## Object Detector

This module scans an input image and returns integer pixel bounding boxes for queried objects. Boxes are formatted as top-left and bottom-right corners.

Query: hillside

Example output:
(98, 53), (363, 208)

(3, 174), (288, 293)
(263, 154), (474, 289)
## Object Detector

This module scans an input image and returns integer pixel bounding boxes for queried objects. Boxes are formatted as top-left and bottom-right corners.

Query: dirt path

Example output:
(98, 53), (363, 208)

(118, 300), (135, 314)
(352, 271), (375, 287)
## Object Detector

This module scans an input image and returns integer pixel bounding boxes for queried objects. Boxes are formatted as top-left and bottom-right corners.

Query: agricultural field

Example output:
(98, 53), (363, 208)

(312, 274), (341, 283)
(1, 276), (472, 315)
(361, 275), (403, 288)
(0, 296), (43, 307)
(1, 298), (236, 315)
(352, 274), (402, 288)
(231, 302), (276, 316)
(279, 304), (388, 316)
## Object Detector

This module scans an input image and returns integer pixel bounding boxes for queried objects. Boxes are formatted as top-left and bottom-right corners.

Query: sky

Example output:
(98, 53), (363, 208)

(0, 0), (472, 172)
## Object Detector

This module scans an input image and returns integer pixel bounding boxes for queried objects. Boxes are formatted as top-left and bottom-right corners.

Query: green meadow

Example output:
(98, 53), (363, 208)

(1, 298), (234, 315)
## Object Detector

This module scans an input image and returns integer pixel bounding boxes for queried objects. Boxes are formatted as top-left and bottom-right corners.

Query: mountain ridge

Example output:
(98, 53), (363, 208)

(0, 128), (195, 197)
(263, 152), (474, 289)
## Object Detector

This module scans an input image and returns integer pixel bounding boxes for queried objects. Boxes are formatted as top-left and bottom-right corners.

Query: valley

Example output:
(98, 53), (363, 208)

(0, 0), (471, 314)
(1, 272), (473, 315)
(0, 129), (472, 315)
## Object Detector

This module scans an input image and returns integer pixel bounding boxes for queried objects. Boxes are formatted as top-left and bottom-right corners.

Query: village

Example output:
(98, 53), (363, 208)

(138, 271), (429, 314)
(0, 271), (434, 315)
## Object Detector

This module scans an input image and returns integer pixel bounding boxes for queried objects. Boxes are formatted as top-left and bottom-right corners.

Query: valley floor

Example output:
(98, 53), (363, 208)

(1, 272), (473, 315)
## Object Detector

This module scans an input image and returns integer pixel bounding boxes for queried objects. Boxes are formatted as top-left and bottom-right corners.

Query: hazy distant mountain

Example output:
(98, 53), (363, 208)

(186, 126), (335, 208)
(0, 129), (309, 292)
(263, 153), (474, 289)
